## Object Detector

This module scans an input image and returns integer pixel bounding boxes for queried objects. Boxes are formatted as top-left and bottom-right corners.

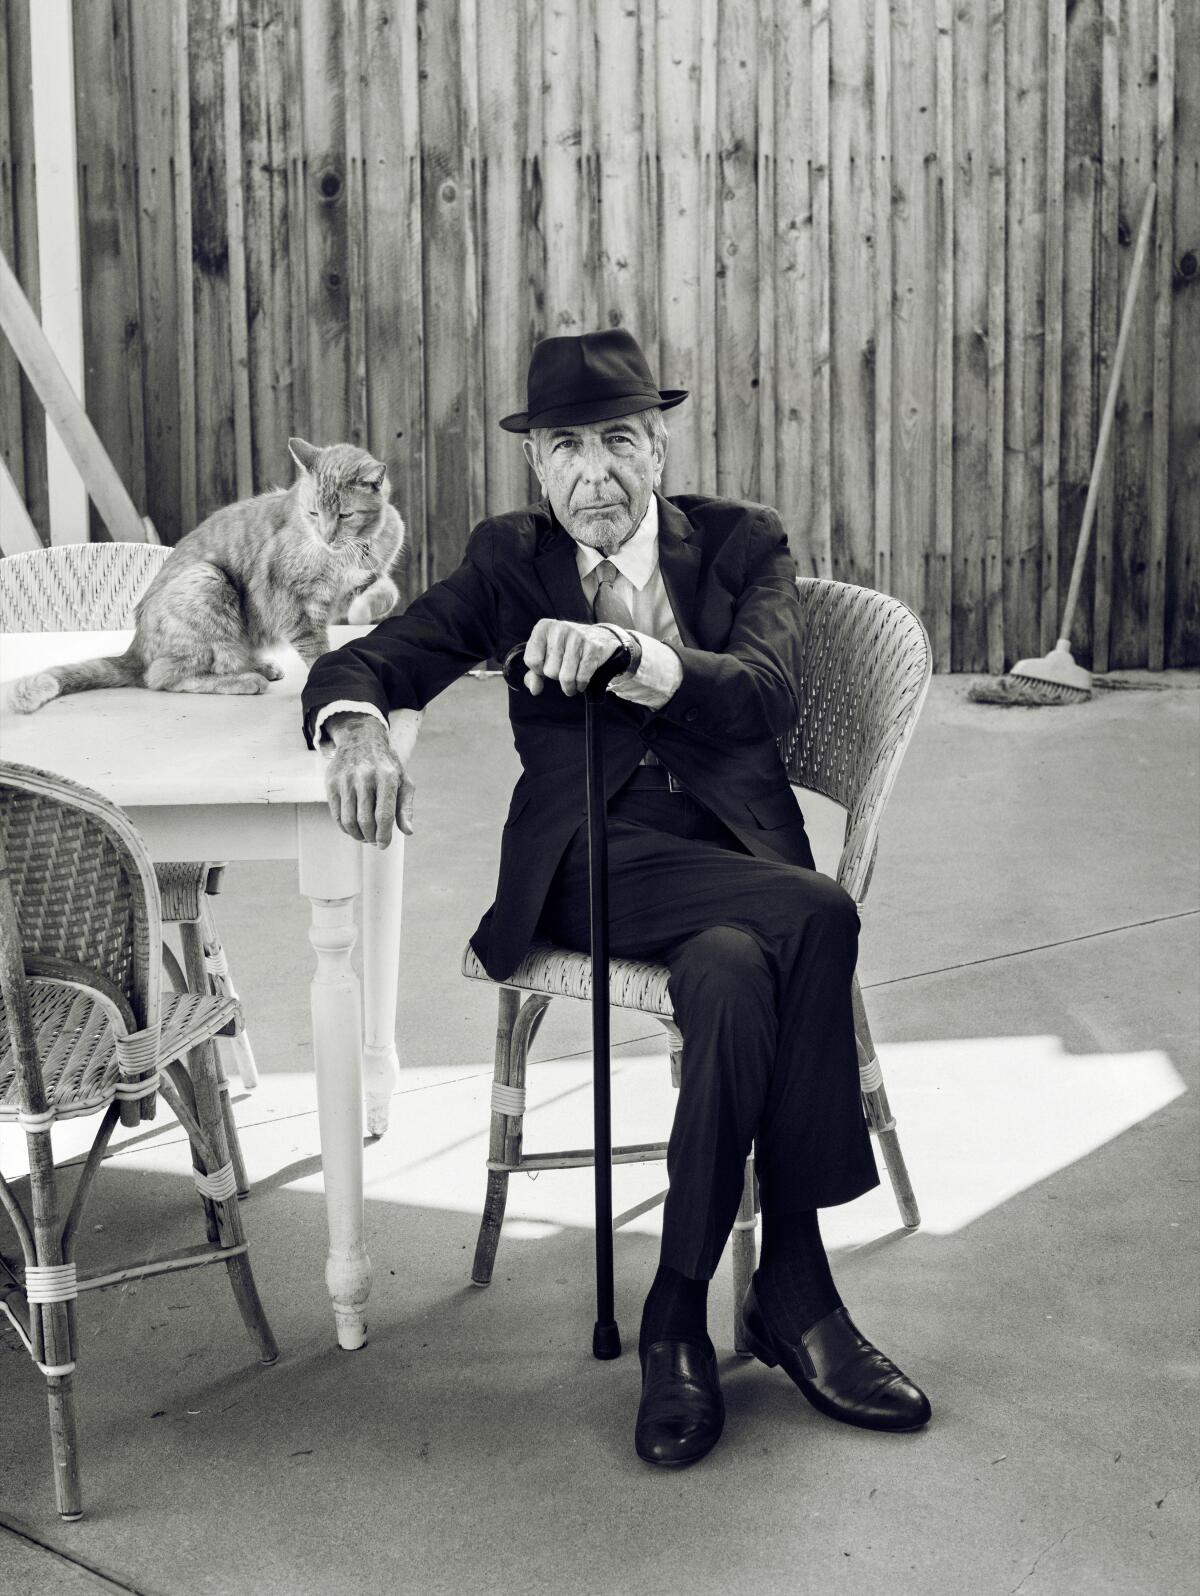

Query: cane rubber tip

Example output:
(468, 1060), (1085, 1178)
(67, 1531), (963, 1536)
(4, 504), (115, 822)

(593, 1320), (622, 1360)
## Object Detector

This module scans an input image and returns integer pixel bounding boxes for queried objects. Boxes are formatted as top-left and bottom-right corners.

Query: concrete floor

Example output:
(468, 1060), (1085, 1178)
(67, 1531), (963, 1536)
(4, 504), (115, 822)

(1, 672), (1197, 1596)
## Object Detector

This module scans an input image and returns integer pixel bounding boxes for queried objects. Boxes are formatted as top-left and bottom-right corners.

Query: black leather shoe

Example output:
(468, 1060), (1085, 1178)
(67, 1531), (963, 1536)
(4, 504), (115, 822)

(635, 1338), (725, 1467)
(741, 1276), (931, 1433)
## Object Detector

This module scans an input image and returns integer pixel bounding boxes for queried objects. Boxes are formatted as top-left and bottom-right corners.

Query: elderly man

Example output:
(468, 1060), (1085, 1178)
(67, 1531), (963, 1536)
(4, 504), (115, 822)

(301, 329), (930, 1467)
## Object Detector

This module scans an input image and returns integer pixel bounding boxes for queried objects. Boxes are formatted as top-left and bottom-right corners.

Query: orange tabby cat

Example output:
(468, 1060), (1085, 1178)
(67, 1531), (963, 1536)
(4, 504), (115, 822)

(9, 438), (404, 712)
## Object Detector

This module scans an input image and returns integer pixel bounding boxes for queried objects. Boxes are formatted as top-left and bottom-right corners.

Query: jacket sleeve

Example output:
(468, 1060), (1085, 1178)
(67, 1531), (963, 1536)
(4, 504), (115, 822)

(656, 507), (801, 745)
(301, 521), (501, 747)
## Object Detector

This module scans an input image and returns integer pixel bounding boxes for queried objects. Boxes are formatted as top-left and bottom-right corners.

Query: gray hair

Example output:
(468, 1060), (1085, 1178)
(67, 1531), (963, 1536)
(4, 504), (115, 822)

(528, 405), (668, 463)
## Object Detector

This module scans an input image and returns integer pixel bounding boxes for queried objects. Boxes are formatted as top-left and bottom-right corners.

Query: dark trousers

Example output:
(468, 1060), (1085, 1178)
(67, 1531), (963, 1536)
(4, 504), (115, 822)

(541, 781), (879, 1280)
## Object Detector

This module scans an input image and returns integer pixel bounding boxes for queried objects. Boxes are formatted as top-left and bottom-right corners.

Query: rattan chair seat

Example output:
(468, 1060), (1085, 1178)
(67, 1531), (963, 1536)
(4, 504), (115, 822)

(0, 982), (238, 1123)
(462, 940), (671, 1017)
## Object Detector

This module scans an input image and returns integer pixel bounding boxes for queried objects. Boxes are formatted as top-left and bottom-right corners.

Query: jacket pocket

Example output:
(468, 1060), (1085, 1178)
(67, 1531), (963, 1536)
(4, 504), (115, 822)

(745, 789), (803, 830)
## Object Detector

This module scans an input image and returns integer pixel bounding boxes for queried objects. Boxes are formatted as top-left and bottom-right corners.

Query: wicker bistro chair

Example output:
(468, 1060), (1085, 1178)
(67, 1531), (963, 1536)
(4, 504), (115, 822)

(462, 577), (933, 1350)
(0, 761), (278, 1520)
(0, 544), (259, 1188)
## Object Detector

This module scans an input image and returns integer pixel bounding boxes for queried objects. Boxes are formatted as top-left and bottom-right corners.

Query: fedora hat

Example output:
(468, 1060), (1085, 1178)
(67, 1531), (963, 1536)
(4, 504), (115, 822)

(498, 329), (688, 433)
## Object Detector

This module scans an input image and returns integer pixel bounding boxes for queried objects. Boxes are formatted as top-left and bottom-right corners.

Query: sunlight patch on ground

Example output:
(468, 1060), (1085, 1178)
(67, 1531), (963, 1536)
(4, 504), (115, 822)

(4, 1037), (1183, 1259)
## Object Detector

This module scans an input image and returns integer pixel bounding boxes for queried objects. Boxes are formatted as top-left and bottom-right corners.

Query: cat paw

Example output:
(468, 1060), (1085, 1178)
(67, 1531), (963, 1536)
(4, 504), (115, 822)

(257, 659), (285, 681)
(347, 579), (399, 624)
(7, 673), (59, 714)
(214, 672), (271, 695)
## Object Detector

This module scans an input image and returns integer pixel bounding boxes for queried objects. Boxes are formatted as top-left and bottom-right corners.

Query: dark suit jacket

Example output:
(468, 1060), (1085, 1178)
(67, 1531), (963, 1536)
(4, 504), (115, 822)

(301, 492), (814, 980)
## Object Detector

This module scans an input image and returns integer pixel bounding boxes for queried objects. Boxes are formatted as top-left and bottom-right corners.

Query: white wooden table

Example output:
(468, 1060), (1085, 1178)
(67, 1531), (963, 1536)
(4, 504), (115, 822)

(0, 628), (419, 1351)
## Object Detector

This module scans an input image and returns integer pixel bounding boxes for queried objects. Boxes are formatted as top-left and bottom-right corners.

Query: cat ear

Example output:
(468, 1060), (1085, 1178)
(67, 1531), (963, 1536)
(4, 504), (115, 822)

(360, 458), (387, 491)
(288, 437), (320, 475)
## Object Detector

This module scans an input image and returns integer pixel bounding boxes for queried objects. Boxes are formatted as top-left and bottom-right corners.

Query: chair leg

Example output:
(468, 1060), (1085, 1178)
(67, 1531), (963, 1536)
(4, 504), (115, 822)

(180, 922), (251, 1198)
(198, 898), (259, 1090)
(472, 988), (550, 1286)
(732, 1157), (759, 1356)
(852, 976), (920, 1229)
(185, 1036), (278, 1364)
(45, 1363), (82, 1521)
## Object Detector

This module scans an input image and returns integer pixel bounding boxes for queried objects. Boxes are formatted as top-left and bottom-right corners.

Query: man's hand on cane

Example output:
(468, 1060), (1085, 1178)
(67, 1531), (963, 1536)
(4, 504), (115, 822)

(323, 711), (415, 848)
(521, 617), (624, 697)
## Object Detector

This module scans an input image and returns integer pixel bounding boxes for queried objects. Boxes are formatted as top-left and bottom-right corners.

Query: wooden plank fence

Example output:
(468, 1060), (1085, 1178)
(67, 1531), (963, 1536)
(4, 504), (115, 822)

(0, 0), (1197, 669)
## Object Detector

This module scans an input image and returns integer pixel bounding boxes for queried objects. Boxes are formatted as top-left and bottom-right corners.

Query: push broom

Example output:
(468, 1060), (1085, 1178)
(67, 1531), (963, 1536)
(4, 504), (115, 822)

(971, 182), (1157, 707)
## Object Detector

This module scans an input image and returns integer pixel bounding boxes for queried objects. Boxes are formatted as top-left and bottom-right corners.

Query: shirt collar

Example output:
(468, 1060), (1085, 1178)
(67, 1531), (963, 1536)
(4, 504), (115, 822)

(571, 494), (660, 591)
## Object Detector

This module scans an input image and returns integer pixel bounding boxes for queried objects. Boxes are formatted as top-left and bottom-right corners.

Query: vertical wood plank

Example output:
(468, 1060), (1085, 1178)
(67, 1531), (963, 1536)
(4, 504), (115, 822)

(342, 0), (368, 452)
(951, 0), (989, 669)
(189, 0), (237, 521)
(756, 0), (776, 510)
(172, 0), (197, 532)
(129, 0), (182, 542)
(774, 0), (814, 569)
(239, 0), (296, 495)
(696, 0), (718, 491)
(542, 0), (595, 338)
(477, 0), (526, 519)
(421, 0), (472, 582)
(1147, 0), (1174, 668)
(359, 0), (426, 599)
(656, 0), (704, 493)
(889, 0), (935, 619)
(32, 0), (88, 542)
(810, 0), (832, 576)
(1059, 0), (1102, 664)
(930, 0), (953, 669)
(459, 0), (485, 532)
(1004, 0), (1046, 664)
(984, 0), (1006, 671)
(75, 0), (149, 537)
(715, 0), (759, 500)
(1110, 0), (1157, 667)
(300, 0), (349, 446)
(284, 0), (311, 448)
(1039, 0), (1066, 652)
(596, 0), (647, 340)
(872, 0), (892, 597)
(1093, 0), (1120, 670)
(1167, 0), (1200, 664)
(829, 0), (875, 587)
(0, 0), (30, 526)
(6, 1), (49, 543)
(221, 0), (252, 497)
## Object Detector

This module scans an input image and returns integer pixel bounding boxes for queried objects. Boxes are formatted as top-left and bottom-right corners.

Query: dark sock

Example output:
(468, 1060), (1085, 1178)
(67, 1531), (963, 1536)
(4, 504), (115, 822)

(639, 1264), (710, 1358)
(755, 1209), (843, 1340)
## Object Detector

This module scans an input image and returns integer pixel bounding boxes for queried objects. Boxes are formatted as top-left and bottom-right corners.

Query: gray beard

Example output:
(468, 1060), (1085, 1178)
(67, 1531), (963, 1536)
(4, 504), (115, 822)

(567, 517), (636, 556)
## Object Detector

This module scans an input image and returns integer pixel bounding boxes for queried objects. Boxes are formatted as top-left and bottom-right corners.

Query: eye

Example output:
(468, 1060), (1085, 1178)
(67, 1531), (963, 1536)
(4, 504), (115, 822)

(338, 511), (353, 520)
(552, 438), (577, 453)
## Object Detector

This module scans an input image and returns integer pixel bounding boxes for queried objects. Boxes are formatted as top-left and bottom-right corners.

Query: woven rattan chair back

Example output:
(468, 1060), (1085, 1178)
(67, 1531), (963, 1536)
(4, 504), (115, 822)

(0, 542), (170, 631)
(0, 762), (161, 1045)
(784, 578), (932, 901)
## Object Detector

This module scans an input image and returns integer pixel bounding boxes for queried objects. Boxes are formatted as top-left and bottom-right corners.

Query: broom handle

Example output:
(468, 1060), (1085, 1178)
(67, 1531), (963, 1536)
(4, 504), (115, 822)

(1057, 182), (1156, 647)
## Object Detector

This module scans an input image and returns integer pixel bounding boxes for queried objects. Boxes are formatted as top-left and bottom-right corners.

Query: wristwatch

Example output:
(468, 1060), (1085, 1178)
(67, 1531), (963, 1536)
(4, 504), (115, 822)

(596, 623), (642, 678)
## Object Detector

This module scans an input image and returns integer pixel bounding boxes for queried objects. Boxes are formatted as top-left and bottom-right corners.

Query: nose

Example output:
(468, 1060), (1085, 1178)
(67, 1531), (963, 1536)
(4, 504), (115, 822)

(578, 437), (611, 485)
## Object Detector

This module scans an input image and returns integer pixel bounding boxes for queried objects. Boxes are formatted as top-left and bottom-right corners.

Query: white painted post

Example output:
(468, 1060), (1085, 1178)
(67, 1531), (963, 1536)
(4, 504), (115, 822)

(29, 0), (88, 545)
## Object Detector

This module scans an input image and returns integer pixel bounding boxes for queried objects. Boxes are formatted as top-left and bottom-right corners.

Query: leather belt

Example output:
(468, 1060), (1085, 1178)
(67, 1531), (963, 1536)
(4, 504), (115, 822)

(623, 764), (685, 794)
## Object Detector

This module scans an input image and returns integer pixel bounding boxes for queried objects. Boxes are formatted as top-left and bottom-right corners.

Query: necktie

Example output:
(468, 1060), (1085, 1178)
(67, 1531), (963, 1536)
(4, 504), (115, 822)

(592, 559), (636, 630)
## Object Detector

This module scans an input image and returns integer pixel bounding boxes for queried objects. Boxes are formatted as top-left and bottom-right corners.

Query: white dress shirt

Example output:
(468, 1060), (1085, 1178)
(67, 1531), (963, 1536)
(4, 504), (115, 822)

(313, 495), (684, 743)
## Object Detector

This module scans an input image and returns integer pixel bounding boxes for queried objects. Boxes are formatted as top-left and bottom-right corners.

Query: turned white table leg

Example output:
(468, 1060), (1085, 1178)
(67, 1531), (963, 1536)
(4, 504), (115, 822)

(299, 811), (370, 1351)
(361, 836), (406, 1138)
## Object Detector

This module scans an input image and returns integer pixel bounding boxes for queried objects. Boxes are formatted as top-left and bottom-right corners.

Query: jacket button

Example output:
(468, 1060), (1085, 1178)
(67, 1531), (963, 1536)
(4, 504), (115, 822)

(684, 708), (698, 724)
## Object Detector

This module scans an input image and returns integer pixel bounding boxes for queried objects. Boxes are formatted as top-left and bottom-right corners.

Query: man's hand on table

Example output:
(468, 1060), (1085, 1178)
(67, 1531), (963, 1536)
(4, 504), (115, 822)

(323, 712), (414, 847)
(521, 618), (623, 697)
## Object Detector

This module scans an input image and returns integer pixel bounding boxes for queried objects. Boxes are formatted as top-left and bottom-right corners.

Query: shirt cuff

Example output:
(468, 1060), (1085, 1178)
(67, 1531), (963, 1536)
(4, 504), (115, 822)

(610, 631), (683, 709)
(312, 699), (390, 751)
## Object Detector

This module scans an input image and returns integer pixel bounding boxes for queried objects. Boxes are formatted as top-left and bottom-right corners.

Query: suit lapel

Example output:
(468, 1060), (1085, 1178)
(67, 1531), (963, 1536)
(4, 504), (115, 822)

(534, 521), (592, 623)
(656, 495), (702, 647)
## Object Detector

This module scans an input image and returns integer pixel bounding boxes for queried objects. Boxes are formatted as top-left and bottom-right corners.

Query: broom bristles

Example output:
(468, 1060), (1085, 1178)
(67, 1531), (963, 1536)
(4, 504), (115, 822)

(968, 674), (1092, 707)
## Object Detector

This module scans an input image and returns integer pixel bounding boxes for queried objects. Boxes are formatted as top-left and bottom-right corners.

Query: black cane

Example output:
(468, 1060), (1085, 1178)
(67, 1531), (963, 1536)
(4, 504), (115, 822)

(504, 639), (631, 1360)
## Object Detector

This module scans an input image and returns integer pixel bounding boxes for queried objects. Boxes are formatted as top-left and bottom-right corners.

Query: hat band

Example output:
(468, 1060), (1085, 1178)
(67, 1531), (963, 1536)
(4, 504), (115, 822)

(525, 388), (662, 429)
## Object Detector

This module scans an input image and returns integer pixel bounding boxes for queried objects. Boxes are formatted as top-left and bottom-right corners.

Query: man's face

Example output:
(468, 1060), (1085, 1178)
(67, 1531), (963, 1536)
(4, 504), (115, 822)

(524, 414), (666, 554)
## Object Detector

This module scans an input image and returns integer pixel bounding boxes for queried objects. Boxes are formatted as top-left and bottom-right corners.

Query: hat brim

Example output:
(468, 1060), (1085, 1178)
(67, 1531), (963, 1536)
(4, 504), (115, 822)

(499, 389), (689, 434)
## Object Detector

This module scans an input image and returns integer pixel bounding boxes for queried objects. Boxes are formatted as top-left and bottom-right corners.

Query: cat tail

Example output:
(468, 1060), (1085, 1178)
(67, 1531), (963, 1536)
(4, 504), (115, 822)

(7, 651), (142, 714)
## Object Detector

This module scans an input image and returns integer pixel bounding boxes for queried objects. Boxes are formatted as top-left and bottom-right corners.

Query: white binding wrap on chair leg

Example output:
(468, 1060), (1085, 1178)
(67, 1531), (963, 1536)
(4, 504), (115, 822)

(114, 1025), (161, 1102)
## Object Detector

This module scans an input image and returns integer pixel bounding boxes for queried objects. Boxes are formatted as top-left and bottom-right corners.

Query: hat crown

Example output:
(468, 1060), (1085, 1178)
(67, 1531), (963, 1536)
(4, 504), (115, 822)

(499, 329), (688, 433)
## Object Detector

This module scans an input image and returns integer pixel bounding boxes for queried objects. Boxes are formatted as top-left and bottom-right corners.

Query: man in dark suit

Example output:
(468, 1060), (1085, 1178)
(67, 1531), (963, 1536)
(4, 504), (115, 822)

(302, 330), (931, 1467)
